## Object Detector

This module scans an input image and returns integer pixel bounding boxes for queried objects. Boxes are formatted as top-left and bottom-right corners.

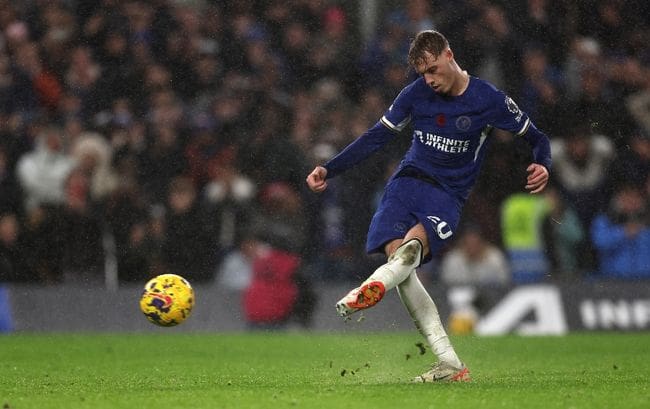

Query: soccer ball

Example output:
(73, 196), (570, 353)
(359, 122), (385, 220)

(139, 274), (195, 327)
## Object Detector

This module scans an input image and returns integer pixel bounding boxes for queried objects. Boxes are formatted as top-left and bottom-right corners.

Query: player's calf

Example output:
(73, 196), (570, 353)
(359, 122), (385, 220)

(367, 238), (424, 290)
(335, 238), (423, 317)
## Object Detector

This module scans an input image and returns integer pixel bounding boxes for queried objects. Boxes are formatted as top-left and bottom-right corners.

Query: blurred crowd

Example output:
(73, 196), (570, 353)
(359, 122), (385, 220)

(0, 0), (649, 299)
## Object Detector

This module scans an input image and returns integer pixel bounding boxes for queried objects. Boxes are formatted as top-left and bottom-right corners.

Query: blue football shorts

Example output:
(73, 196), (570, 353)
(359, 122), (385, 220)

(366, 176), (463, 263)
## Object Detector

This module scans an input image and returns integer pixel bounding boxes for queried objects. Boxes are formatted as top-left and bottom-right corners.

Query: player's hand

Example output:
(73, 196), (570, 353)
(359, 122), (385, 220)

(306, 166), (328, 193)
(525, 163), (549, 194)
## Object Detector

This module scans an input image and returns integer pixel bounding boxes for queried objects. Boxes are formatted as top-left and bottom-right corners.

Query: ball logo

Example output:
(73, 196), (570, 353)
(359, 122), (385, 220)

(148, 292), (173, 312)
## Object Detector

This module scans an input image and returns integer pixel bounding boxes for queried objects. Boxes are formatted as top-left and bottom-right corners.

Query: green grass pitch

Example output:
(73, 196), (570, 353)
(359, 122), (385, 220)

(1, 332), (648, 409)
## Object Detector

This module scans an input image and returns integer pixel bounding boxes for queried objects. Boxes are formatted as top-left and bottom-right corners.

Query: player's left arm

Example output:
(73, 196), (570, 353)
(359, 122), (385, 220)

(520, 122), (551, 194)
(493, 92), (552, 194)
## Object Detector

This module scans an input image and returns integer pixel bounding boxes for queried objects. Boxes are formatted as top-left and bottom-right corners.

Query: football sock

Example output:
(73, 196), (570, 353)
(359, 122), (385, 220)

(397, 271), (463, 368)
(362, 238), (423, 291)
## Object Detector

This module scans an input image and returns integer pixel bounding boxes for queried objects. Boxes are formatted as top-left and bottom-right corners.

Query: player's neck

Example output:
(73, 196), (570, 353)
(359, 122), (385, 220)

(450, 69), (470, 96)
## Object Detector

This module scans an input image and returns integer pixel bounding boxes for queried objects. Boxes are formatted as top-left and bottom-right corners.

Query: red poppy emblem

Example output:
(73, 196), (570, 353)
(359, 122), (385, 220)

(436, 114), (446, 127)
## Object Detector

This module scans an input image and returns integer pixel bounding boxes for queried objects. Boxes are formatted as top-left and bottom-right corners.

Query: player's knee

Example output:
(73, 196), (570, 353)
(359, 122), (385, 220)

(394, 238), (423, 267)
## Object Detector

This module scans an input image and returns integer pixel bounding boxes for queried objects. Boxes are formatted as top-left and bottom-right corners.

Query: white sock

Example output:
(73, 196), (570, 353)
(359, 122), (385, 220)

(362, 239), (422, 291)
(397, 271), (462, 368)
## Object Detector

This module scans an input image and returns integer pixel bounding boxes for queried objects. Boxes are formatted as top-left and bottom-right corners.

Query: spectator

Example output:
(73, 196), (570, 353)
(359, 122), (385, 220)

(501, 192), (550, 283)
(550, 121), (614, 228)
(65, 45), (99, 94)
(69, 131), (118, 202)
(309, 6), (356, 85)
(0, 212), (34, 282)
(162, 176), (217, 282)
(216, 237), (255, 291)
(239, 104), (307, 191)
(579, 0), (636, 51)
(248, 182), (306, 255)
(606, 129), (650, 193)
(464, 130), (530, 246)
(13, 40), (64, 114)
(89, 28), (142, 115)
(16, 126), (76, 211)
(517, 45), (565, 135)
(439, 224), (510, 287)
(627, 84), (650, 136)
(20, 204), (63, 284)
(202, 145), (255, 252)
(305, 145), (357, 282)
(572, 64), (635, 143)
(403, 0), (436, 34)
(0, 145), (22, 215)
(117, 219), (158, 283)
(564, 36), (602, 100)
(103, 173), (151, 283)
(517, 1), (571, 63)
(242, 182), (316, 329)
(64, 45), (101, 118)
(187, 51), (223, 113)
(58, 167), (105, 282)
(242, 241), (301, 330)
(145, 88), (184, 132)
(279, 20), (315, 88)
(184, 122), (228, 189)
(481, 4), (520, 89)
(591, 184), (650, 279)
(541, 186), (586, 280)
(139, 124), (186, 204)
(358, 12), (411, 92)
(461, 3), (520, 92)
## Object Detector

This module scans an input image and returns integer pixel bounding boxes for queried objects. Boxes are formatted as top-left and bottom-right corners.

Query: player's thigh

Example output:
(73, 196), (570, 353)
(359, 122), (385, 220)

(386, 177), (462, 262)
(366, 179), (419, 256)
(367, 177), (461, 259)
(384, 223), (430, 256)
(411, 189), (462, 261)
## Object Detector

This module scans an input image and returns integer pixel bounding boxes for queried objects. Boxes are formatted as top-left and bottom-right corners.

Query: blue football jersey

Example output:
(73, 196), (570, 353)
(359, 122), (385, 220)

(380, 76), (531, 200)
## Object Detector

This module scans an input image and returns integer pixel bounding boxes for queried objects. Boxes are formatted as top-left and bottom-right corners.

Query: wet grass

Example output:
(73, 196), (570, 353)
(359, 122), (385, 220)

(0, 332), (648, 409)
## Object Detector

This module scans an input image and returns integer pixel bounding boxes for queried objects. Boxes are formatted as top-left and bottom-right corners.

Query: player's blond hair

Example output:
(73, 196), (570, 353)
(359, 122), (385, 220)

(407, 30), (450, 67)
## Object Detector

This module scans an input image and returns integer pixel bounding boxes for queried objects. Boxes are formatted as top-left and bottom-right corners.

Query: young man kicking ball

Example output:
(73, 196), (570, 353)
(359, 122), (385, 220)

(306, 30), (551, 382)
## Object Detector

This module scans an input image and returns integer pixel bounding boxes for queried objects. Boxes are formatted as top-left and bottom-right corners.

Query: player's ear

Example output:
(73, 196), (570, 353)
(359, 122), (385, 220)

(445, 48), (453, 61)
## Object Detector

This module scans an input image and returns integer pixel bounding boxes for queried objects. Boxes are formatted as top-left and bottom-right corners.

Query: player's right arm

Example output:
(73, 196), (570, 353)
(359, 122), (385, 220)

(306, 165), (328, 192)
(306, 81), (417, 193)
(305, 121), (395, 193)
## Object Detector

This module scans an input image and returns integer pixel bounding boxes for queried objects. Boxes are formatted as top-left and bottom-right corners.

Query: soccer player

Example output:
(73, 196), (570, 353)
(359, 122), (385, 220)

(306, 30), (551, 382)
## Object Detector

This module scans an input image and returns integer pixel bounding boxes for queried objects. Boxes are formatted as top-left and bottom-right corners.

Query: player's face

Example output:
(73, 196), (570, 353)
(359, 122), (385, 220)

(415, 50), (455, 94)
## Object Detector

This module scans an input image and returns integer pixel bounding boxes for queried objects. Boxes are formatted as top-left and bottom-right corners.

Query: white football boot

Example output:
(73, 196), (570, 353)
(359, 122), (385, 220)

(413, 362), (471, 383)
(335, 281), (385, 317)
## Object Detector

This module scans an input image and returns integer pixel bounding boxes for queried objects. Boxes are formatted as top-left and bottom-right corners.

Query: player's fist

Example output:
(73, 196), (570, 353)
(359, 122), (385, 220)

(306, 166), (328, 193)
(525, 163), (549, 194)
